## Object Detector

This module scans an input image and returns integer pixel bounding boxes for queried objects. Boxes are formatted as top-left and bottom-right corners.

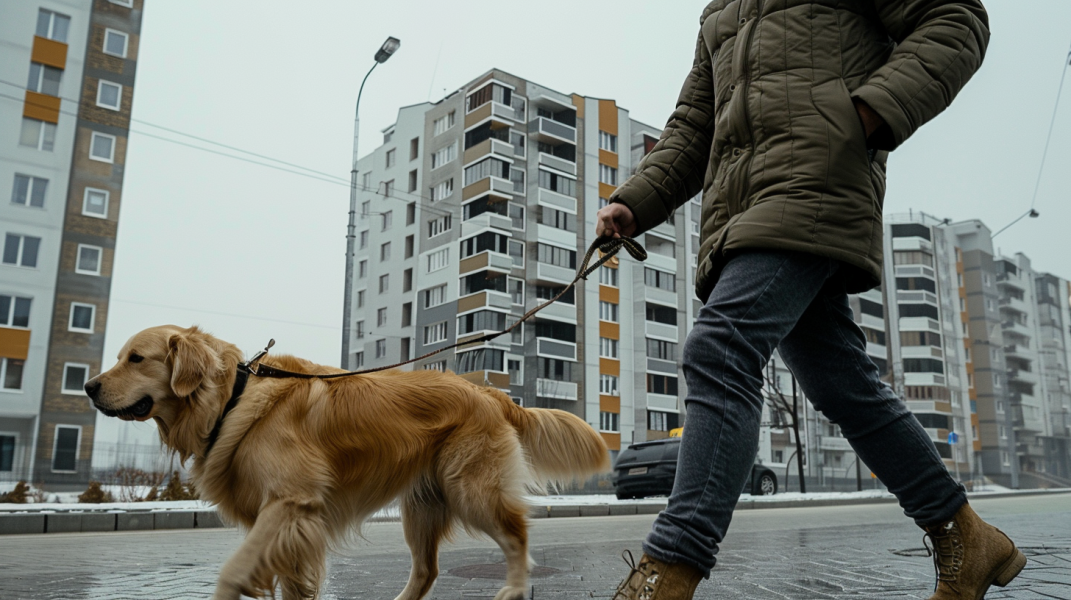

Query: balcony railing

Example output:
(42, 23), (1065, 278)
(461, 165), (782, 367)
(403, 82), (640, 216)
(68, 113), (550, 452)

(537, 338), (577, 361)
(530, 116), (577, 145)
(537, 378), (578, 400)
(538, 152), (576, 176)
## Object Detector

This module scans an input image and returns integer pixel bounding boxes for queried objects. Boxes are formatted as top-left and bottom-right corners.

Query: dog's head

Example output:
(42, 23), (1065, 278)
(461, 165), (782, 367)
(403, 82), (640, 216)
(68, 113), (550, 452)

(86, 325), (239, 455)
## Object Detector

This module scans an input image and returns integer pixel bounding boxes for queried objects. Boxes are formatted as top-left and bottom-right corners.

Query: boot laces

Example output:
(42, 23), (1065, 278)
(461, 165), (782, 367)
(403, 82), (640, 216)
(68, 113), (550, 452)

(612, 550), (660, 600)
(923, 520), (964, 591)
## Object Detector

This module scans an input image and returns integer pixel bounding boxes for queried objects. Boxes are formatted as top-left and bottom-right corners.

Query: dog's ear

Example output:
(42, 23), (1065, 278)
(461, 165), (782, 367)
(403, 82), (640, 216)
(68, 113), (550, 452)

(168, 330), (222, 397)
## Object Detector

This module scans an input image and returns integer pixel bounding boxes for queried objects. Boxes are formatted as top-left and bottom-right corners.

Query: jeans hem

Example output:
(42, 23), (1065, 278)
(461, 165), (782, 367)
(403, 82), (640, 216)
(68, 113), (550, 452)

(641, 541), (714, 579)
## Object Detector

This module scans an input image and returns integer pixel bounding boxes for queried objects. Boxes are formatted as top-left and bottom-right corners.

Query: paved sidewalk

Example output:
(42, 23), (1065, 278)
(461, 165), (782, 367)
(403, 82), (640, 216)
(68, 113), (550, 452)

(0, 494), (1067, 599)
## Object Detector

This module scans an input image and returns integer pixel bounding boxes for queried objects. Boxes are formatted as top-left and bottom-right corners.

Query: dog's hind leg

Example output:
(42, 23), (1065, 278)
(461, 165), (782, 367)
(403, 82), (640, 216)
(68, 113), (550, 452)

(212, 499), (328, 600)
(394, 490), (451, 600)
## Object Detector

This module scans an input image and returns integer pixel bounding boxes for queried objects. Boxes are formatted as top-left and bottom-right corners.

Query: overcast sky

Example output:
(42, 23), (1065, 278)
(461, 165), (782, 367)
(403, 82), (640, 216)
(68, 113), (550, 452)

(99, 0), (1071, 445)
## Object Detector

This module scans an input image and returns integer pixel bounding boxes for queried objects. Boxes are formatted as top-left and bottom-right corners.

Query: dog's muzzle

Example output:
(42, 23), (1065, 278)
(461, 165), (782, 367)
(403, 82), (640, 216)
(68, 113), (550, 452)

(95, 395), (154, 420)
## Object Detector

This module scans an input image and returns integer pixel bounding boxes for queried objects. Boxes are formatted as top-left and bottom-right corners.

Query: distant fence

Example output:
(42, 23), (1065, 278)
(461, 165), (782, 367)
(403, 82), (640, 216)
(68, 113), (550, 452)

(0, 439), (184, 487)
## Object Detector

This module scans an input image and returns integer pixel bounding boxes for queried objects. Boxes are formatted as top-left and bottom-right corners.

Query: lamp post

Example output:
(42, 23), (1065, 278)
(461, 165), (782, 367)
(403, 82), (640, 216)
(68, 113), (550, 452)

(341, 37), (400, 369)
(991, 208), (1040, 239)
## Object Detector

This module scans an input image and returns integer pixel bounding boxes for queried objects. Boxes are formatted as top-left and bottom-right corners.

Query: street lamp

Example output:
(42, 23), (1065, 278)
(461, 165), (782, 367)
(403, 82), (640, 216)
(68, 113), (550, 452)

(991, 208), (1040, 239)
(341, 36), (401, 368)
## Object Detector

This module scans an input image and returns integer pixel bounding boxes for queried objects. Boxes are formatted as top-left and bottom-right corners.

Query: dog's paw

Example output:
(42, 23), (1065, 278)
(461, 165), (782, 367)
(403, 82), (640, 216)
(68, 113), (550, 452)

(492, 585), (528, 600)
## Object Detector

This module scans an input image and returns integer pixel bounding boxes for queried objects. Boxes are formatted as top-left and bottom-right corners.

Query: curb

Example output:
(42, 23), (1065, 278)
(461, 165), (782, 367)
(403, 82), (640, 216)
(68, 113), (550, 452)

(2, 488), (1066, 535)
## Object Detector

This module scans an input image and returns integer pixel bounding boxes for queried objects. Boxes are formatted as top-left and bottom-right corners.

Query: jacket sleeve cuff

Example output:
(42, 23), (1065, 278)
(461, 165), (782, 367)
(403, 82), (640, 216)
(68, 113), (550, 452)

(852, 83), (912, 152)
(611, 176), (669, 236)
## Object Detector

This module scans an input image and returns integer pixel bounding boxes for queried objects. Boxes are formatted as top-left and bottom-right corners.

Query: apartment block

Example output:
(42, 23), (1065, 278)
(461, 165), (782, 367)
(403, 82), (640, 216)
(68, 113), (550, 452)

(0, 0), (143, 487)
(345, 69), (694, 455)
(1033, 272), (1071, 480)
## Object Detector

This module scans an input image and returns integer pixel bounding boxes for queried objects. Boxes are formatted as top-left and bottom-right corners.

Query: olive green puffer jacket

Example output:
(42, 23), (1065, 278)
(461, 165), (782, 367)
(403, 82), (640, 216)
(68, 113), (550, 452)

(611, 0), (989, 298)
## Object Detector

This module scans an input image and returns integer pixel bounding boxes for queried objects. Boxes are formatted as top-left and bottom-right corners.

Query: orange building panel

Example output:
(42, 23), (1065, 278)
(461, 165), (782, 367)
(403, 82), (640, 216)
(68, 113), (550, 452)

(599, 149), (618, 167)
(0, 327), (31, 360)
(601, 432), (621, 451)
(23, 91), (60, 124)
(599, 285), (620, 304)
(600, 358), (620, 377)
(600, 395), (621, 413)
(31, 36), (67, 69)
(598, 99), (619, 136)
(599, 182), (617, 201)
(599, 321), (620, 340)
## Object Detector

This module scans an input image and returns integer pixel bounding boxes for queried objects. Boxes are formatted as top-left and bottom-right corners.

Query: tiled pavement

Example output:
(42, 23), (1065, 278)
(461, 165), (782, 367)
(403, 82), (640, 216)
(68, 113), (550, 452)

(0, 499), (1067, 599)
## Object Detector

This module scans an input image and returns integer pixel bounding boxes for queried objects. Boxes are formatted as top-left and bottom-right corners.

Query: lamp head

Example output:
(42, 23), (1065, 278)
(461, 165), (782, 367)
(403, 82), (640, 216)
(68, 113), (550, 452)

(1029, 209), (1040, 218)
(375, 37), (401, 63)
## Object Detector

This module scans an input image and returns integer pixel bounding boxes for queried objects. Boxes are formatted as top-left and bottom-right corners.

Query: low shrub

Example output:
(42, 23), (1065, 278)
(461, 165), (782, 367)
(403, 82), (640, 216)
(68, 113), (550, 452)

(78, 481), (115, 503)
(159, 471), (197, 501)
(0, 481), (29, 503)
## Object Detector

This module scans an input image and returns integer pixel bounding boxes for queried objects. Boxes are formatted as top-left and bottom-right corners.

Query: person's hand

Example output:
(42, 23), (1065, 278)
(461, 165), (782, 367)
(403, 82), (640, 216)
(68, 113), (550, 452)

(596, 202), (637, 239)
(853, 98), (884, 140)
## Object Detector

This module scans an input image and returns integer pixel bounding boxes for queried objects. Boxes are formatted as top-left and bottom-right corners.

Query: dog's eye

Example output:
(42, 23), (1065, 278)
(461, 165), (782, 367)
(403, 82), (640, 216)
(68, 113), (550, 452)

(129, 353), (144, 363)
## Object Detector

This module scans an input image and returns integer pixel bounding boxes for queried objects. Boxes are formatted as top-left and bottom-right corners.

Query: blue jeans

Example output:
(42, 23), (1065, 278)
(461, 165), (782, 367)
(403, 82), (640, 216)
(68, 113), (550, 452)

(643, 250), (967, 576)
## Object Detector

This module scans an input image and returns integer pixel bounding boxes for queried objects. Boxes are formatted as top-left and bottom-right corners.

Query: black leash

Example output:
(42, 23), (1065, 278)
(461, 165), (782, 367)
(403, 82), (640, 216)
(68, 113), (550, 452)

(203, 368), (249, 457)
(237, 235), (646, 381)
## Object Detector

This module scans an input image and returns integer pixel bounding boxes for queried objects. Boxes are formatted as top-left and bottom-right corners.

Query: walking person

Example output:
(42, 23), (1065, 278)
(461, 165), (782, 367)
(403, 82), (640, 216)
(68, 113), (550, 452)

(597, 2), (1025, 599)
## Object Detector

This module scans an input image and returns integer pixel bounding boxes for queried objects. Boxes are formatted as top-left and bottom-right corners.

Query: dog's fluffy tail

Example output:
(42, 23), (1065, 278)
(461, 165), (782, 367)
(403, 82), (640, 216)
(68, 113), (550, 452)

(497, 392), (610, 483)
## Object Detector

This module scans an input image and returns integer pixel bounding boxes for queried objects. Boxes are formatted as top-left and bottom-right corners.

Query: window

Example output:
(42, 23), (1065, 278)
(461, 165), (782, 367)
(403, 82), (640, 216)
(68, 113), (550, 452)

(645, 303), (678, 326)
(509, 277), (524, 305)
(599, 301), (619, 323)
(428, 215), (452, 237)
(464, 157), (510, 186)
(356, 290), (365, 309)
(103, 28), (129, 58)
(600, 375), (620, 396)
(76, 244), (102, 275)
(0, 295), (32, 328)
(377, 307), (388, 327)
(538, 357), (573, 381)
(408, 170), (418, 193)
(511, 167), (526, 194)
(384, 130), (393, 143)
(647, 374), (679, 396)
(82, 187), (108, 217)
(52, 426), (80, 473)
(27, 63), (62, 96)
(96, 81), (122, 111)
(380, 242), (391, 262)
(536, 285), (575, 305)
(426, 248), (449, 272)
(600, 337), (619, 359)
(460, 231), (509, 258)
(508, 358), (523, 386)
(381, 210), (393, 231)
(386, 149), (396, 168)
(600, 197), (610, 208)
(645, 268), (676, 292)
(90, 132), (116, 163)
(62, 364), (89, 395)
(433, 111), (456, 136)
(424, 360), (447, 372)
(12, 175), (48, 208)
(508, 240), (525, 267)
(599, 165), (618, 186)
(537, 169), (576, 197)
(648, 339), (677, 361)
(423, 284), (447, 308)
(3, 234), (41, 268)
(375, 339), (387, 359)
(456, 348), (505, 374)
(600, 411), (620, 432)
(358, 259), (368, 279)
(359, 230), (368, 249)
(68, 303), (95, 333)
(511, 132), (526, 157)
(361, 175), (371, 193)
(424, 322), (448, 345)
(460, 271), (507, 295)
(404, 235), (414, 259)
(510, 319), (523, 346)
(540, 206), (576, 232)
(409, 138), (420, 161)
(378, 274), (389, 294)
(431, 143), (457, 169)
(537, 243), (576, 269)
(383, 180), (395, 198)
(458, 310), (508, 335)
(599, 266), (619, 287)
(599, 131), (618, 153)
(430, 179), (454, 202)
(19, 118), (56, 151)
(509, 203), (525, 230)
(354, 352), (364, 368)
(355, 321), (365, 339)
(108, 0), (134, 7)
(36, 9), (71, 43)
(649, 411), (680, 432)
(406, 202), (416, 225)
(1, 358), (24, 391)
(403, 268), (412, 293)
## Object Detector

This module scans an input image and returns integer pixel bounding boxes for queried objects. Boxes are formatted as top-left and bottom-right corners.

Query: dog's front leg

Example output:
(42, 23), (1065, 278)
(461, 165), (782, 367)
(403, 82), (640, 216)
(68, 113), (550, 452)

(213, 499), (328, 600)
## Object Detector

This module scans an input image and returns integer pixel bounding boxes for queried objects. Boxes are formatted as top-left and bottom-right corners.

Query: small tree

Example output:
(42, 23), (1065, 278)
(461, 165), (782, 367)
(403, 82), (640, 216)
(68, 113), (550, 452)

(0, 481), (30, 503)
(78, 481), (115, 503)
(159, 471), (197, 501)
(764, 364), (806, 493)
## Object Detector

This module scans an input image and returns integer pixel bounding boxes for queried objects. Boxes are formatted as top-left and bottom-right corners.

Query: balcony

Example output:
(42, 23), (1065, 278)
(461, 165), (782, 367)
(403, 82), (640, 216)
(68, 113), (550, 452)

(647, 357), (678, 375)
(536, 223), (577, 249)
(897, 290), (938, 305)
(644, 251), (678, 273)
(996, 273), (1026, 292)
(456, 332), (512, 351)
(460, 212), (513, 238)
(646, 321), (679, 342)
(537, 338), (577, 361)
(899, 317), (941, 333)
(1002, 319), (1033, 339)
(491, 101), (526, 123)
(537, 262), (575, 285)
(462, 176), (515, 203)
(538, 152), (576, 176)
(526, 297), (576, 323)
(457, 291), (513, 314)
(644, 286), (678, 307)
(459, 251), (514, 275)
(647, 393), (679, 412)
(537, 378), (578, 400)
(998, 295), (1030, 315)
(536, 188), (577, 214)
(895, 264), (936, 280)
(1007, 368), (1038, 385)
(529, 116), (577, 145)
(1004, 344), (1031, 360)
(892, 237), (934, 253)
(904, 372), (947, 386)
(459, 370), (511, 390)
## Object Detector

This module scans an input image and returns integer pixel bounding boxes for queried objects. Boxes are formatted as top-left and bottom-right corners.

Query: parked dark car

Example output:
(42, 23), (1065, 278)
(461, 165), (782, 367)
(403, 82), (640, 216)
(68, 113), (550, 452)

(611, 438), (778, 499)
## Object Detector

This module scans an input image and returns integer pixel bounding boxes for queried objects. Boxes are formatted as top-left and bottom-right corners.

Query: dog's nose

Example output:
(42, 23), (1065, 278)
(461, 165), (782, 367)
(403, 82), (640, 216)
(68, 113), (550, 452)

(84, 379), (101, 401)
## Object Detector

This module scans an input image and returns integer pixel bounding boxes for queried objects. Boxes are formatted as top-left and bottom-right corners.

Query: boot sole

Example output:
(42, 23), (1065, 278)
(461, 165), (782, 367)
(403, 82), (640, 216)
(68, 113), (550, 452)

(991, 547), (1027, 589)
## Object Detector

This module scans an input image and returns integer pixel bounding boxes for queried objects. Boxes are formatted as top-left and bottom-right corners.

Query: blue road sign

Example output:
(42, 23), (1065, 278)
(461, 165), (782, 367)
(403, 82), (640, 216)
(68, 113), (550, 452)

(948, 431), (959, 445)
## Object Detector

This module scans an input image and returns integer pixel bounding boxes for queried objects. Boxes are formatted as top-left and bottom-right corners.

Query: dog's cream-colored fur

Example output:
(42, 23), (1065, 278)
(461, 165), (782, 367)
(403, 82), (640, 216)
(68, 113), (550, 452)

(88, 325), (610, 600)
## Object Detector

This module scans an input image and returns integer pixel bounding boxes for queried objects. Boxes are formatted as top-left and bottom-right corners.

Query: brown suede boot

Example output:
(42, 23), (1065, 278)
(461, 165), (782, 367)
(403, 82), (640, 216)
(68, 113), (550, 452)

(924, 503), (1027, 599)
(611, 551), (703, 600)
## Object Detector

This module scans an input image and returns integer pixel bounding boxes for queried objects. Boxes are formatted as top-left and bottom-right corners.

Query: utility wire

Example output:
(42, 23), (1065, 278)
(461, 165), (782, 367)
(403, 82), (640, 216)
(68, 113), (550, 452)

(112, 298), (338, 330)
(1029, 41), (1071, 210)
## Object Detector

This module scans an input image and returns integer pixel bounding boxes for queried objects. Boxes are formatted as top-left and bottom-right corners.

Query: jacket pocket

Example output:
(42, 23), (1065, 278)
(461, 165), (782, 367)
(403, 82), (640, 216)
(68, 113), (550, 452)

(810, 79), (872, 198)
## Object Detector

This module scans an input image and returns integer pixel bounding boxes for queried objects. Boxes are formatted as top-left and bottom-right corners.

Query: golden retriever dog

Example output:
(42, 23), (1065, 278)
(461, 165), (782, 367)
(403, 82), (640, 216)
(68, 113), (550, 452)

(85, 325), (610, 600)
